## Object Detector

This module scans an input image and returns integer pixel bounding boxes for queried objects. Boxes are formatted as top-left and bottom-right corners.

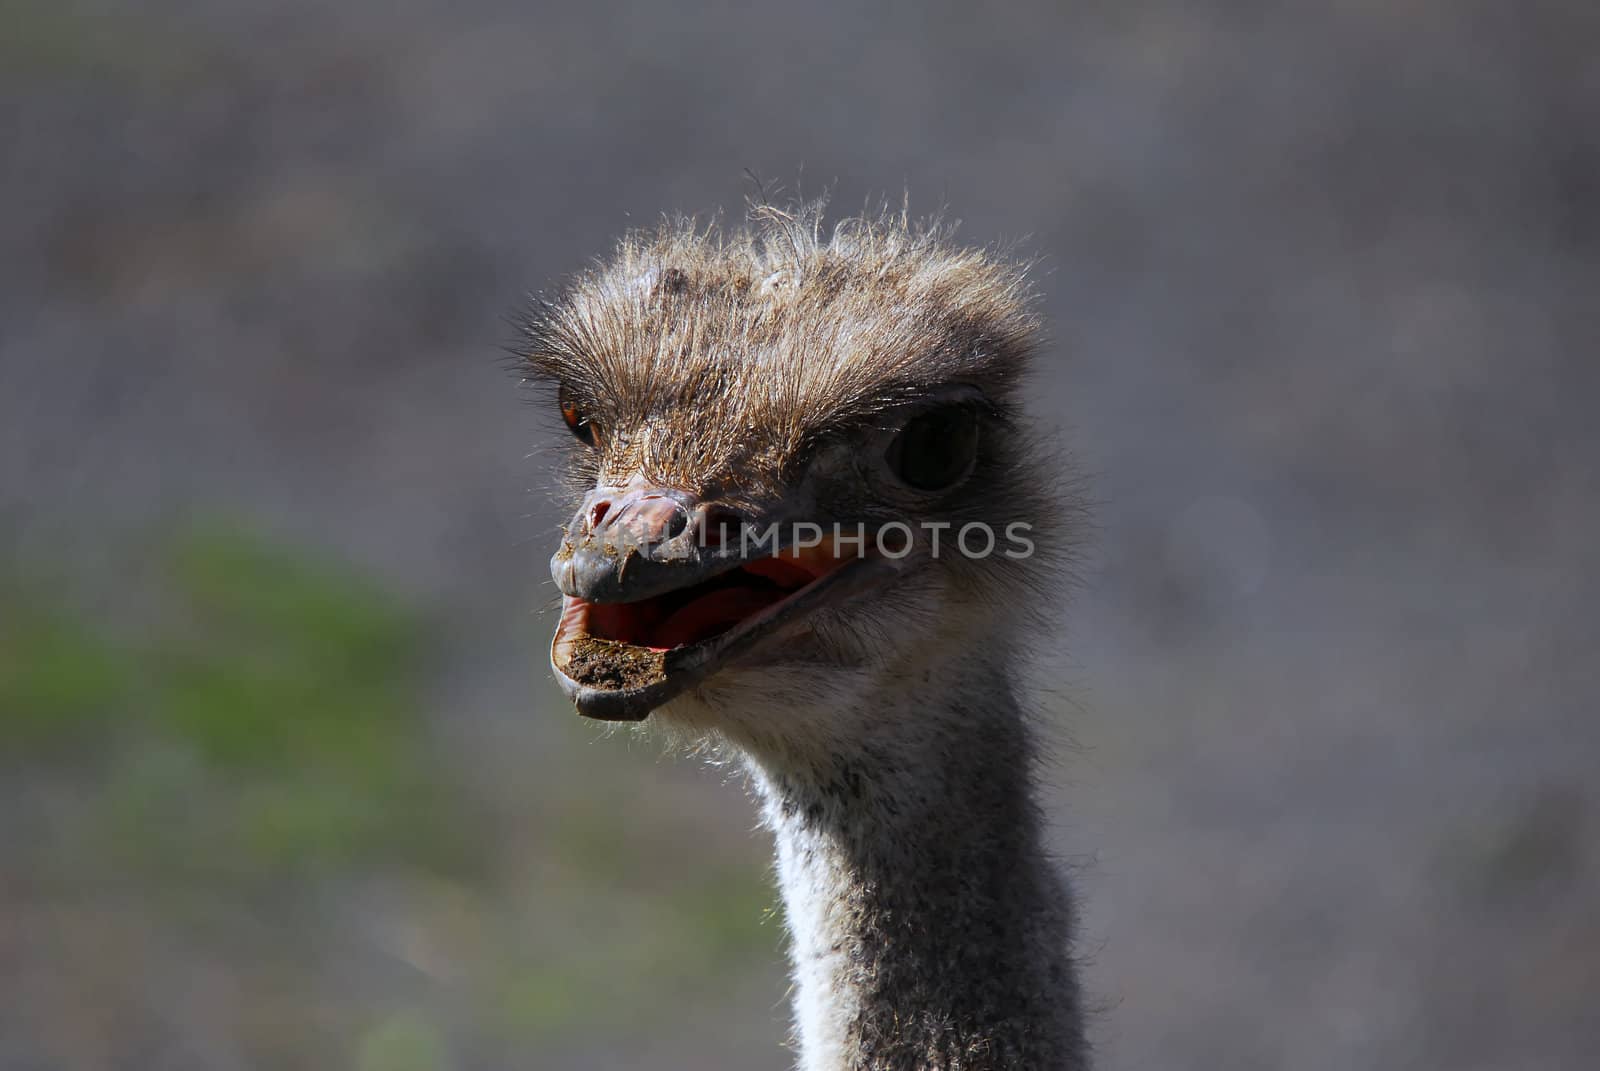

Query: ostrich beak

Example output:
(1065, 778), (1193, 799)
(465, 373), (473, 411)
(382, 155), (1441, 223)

(546, 483), (896, 720)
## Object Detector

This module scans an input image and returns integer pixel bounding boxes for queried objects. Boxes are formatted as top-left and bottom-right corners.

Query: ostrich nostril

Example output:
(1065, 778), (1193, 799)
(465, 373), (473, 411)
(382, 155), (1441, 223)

(589, 500), (612, 530)
(700, 507), (744, 548)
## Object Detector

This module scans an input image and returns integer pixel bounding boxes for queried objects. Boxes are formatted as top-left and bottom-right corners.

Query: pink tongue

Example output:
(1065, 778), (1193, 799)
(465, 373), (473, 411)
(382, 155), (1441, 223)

(651, 587), (781, 649)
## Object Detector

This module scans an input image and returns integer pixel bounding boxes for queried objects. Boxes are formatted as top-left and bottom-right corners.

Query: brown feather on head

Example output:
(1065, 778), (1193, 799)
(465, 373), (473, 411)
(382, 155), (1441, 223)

(521, 203), (1040, 494)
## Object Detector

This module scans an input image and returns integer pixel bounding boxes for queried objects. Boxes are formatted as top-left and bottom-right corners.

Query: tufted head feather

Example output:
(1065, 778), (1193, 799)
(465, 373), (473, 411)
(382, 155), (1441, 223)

(518, 202), (1044, 503)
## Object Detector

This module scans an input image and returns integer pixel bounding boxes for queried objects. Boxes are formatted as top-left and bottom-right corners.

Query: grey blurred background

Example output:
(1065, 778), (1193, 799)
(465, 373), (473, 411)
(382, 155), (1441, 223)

(2, 1), (1597, 1068)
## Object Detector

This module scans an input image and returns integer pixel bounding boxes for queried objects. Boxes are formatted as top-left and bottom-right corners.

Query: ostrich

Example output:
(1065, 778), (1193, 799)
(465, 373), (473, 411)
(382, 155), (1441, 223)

(519, 203), (1087, 1070)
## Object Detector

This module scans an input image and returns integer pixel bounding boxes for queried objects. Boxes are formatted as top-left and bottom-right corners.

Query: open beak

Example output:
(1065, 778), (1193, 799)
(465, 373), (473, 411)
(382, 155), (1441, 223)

(547, 483), (895, 720)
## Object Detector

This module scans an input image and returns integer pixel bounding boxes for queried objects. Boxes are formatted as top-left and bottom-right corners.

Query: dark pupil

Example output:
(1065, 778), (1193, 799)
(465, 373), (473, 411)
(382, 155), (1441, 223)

(891, 407), (978, 490)
(559, 388), (594, 444)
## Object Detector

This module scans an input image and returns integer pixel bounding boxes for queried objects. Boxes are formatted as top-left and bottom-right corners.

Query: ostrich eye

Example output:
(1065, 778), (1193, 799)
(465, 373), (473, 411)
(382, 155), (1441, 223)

(886, 405), (979, 491)
(558, 385), (599, 448)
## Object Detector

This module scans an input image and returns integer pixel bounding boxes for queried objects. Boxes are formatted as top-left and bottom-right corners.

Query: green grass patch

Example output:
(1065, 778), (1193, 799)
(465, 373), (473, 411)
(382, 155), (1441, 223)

(0, 587), (130, 752)
(356, 1012), (452, 1071)
(4, 521), (481, 883)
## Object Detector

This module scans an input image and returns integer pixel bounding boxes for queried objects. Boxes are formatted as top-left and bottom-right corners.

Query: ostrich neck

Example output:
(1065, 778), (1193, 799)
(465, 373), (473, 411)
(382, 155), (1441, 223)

(744, 657), (1086, 1071)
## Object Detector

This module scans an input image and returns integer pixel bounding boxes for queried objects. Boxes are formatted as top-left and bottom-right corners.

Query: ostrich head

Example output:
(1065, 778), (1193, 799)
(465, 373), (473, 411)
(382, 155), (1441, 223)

(520, 205), (1066, 752)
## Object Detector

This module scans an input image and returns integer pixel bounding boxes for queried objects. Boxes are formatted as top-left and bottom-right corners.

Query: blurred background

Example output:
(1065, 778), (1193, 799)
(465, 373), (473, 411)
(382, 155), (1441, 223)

(2, 0), (1596, 1068)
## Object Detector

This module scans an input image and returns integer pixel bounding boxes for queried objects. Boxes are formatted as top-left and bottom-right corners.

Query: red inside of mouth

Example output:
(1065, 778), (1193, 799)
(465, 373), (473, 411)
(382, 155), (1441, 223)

(580, 555), (827, 651)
